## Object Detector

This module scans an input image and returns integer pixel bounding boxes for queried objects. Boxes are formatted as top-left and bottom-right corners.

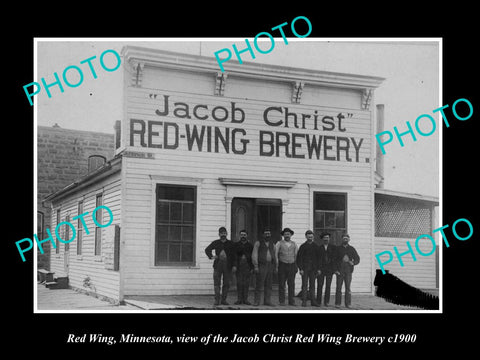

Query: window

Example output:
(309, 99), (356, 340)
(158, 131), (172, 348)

(155, 184), (196, 265)
(77, 201), (83, 255)
(94, 194), (103, 256)
(65, 215), (70, 251)
(88, 155), (106, 173)
(37, 212), (44, 242)
(313, 192), (347, 246)
(55, 209), (61, 254)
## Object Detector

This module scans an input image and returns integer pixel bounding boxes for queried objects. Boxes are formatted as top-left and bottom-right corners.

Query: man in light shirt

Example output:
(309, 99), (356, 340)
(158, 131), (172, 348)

(275, 228), (298, 306)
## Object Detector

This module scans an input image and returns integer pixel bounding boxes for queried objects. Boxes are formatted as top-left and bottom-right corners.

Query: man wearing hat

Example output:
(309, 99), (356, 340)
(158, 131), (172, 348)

(296, 230), (320, 307)
(334, 233), (360, 308)
(205, 227), (237, 306)
(275, 228), (298, 306)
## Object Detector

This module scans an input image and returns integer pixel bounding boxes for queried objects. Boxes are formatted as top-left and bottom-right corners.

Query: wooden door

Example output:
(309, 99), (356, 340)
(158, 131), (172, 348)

(231, 198), (255, 242)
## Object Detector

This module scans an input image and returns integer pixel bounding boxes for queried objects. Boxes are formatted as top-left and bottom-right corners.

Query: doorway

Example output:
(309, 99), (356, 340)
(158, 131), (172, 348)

(231, 197), (282, 289)
(231, 197), (282, 243)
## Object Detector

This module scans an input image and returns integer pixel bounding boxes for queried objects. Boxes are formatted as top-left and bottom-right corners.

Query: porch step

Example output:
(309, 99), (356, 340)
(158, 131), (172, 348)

(45, 276), (69, 290)
(37, 269), (55, 284)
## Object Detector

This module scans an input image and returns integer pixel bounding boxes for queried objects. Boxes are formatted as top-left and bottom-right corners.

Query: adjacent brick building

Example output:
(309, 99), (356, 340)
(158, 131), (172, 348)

(37, 124), (115, 270)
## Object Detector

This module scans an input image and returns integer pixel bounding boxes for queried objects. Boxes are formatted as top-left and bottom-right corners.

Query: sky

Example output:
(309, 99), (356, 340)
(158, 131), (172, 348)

(35, 39), (440, 199)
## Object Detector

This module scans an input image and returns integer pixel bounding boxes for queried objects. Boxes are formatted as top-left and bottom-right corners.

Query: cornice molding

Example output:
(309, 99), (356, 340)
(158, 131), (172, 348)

(121, 46), (385, 91)
(219, 178), (297, 188)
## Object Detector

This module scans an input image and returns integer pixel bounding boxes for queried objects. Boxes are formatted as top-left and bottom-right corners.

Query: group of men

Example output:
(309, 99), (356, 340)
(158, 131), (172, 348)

(205, 226), (360, 308)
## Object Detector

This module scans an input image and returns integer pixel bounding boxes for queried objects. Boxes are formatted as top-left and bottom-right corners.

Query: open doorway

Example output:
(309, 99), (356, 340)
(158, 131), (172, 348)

(231, 197), (282, 288)
(231, 197), (282, 243)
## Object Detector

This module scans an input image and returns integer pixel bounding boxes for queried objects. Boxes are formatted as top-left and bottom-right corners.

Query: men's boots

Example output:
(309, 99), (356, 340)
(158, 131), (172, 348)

(221, 295), (229, 305)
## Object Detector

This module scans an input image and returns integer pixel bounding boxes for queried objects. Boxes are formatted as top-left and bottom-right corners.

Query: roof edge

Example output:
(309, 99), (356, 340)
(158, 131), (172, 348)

(375, 188), (439, 205)
(43, 156), (122, 204)
(121, 45), (385, 90)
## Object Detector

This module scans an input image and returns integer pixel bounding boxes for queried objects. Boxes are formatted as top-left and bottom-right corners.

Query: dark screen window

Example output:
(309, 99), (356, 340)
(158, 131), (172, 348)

(77, 201), (83, 255)
(94, 194), (102, 256)
(314, 192), (347, 245)
(155, 184), (196, 265)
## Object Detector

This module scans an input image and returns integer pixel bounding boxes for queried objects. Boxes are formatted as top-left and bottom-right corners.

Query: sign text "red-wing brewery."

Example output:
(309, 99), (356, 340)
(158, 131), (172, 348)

(129, 94), (366, 162)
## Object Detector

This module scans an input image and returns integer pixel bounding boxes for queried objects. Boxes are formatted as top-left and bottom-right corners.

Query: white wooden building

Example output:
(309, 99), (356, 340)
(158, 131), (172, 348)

(43, 45), (437, 303)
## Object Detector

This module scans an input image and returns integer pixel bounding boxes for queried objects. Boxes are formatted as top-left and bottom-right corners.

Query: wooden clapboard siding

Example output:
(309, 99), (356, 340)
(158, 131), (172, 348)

(374, 237), (437, 289)
(224, 76), (292, 103)
(141, 67), (214, 96)
(301, 84), (362, 109)
(121, 53), (376, 296)
(49, 175), (122, 301)
(140, 67), (362, 109)
(122, 157), (374, 295)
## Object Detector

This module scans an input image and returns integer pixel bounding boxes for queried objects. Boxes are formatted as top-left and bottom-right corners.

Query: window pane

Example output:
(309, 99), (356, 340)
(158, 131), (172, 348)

(157, 201), (170, 223)
(77, 201), (84, 228)
(314, 211), (325, 228)
(315, 193), (345, 211)
(77, 230), (82, 255)
(95, 195), (103, 223)
(157, 186), (168, 200)
(37, 212), (44, 236)
(171, 187), (184, 200)
(156, 243), (168, 263)
(95, 227), (102, 255)
(182, 188), (194, 201)
(182, 226), (194, 241)
(169, 225), (181, 242)
(181, 243), (193, 262)
(157, 225), (169, 242)
(325, 212), (336, 228)
(170, 202), (182, 223)
(169, 244), (181, 262)
(336, 212), (345, 228)
(157, 186), (194, 201)
(183, 203), (194, 223)
(89, 155), (106, 172)
(65, 220), (70, 252)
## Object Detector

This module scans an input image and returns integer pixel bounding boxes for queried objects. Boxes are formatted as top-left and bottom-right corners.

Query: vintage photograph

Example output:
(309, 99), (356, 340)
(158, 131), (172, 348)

(34, 39), (440, 312)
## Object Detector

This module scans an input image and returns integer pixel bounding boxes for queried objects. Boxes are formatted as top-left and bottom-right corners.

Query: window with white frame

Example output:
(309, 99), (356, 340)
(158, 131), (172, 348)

(155, 184), (196, 266)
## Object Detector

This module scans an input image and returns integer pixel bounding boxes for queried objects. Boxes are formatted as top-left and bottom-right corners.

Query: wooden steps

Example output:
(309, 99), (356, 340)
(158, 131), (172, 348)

(38, 269), (69, 289)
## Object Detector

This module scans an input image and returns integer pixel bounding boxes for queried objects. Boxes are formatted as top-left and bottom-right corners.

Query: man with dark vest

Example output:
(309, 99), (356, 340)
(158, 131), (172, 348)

(251, 228), (277, 306)
(275, 228), (298, 306)
(334, 233), (360, 308)
(205, 227), (237, 306)
(234, 229), (254, 305)
(317, 232), (336, 306)
(296, 230), (320, 307)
